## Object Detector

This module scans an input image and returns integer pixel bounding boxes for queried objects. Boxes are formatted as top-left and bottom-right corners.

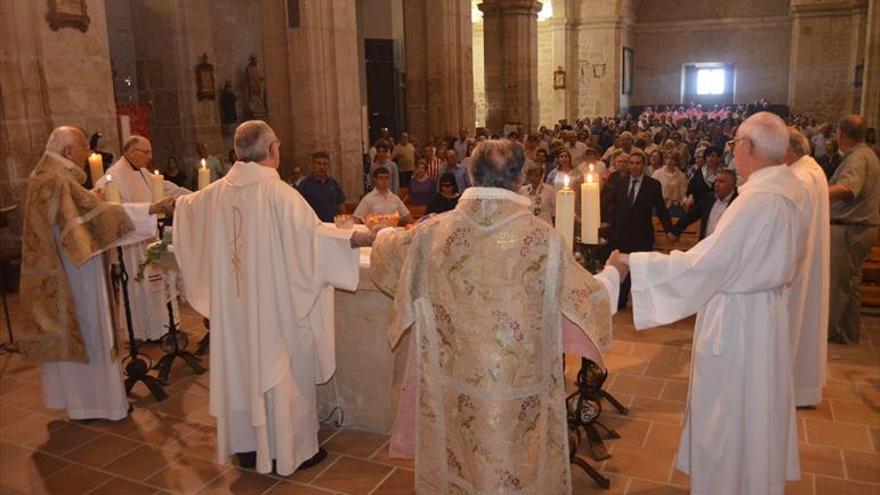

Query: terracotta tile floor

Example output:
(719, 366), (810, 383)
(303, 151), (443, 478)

(0, 292), (878, 494)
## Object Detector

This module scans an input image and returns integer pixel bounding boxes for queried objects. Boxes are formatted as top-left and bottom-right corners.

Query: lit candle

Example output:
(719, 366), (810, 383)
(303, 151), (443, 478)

(104, 174), (122, 203)
(88, 153), (103, 185)
(198, 158), (210, 191)
(151, 170), (165, 218)
(580, 164), (600, 245)
(555, 174), (575, 251)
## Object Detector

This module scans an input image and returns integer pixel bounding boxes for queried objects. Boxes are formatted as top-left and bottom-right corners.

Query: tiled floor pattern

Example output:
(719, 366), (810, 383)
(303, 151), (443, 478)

(0, 292), (878, 494)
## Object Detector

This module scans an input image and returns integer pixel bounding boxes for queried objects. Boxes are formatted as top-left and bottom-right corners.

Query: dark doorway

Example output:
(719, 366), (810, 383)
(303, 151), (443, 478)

(364, 39), (402, 145)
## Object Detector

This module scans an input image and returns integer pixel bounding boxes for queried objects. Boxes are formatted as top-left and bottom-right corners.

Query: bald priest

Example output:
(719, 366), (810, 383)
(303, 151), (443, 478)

(18, 126), (175, 421)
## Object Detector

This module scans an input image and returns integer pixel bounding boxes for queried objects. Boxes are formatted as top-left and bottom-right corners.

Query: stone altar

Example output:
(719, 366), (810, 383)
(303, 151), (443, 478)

(316, 247), (408, 434)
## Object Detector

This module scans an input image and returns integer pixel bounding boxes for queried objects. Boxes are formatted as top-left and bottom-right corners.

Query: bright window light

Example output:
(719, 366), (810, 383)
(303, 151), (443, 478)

(538, 2), (553, 21)
(696, 68), (726, 95)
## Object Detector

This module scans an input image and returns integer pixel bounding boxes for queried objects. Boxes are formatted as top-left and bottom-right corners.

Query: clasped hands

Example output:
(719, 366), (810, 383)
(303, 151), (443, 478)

(607, 249), (630, 279)
(149, 197), (176, 216)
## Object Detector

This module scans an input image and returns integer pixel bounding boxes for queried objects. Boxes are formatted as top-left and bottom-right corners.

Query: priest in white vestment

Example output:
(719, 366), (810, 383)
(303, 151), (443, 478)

(614, 112), (808, 495)
(173, 121), (373, 475)
(94, 136), (191, 341)
(18, 127), (175, 420)
(783, 128), (830, 407)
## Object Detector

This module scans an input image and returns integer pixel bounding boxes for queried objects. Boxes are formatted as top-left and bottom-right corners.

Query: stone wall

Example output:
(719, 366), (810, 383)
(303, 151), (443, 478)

(473, 21), (486, 128)
(632, 18), (792, 106)
(789, 0), (869, 122)
(0, 0), (119, 248)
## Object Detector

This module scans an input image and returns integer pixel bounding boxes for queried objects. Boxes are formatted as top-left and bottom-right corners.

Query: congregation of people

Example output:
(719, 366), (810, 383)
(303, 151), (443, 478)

(15, 95), (880, 494)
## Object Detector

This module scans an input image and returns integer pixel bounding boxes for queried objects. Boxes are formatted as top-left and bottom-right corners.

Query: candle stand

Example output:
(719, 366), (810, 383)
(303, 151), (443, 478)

(152, 219), (206, 383)
(115, 246), (168, 401)
(566, 239), (630, 490)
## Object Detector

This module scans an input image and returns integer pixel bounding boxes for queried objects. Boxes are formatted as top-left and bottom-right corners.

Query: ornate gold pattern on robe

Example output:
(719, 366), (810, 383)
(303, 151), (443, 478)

(371, 187), (611, 494)
(18, 152), (134, 363)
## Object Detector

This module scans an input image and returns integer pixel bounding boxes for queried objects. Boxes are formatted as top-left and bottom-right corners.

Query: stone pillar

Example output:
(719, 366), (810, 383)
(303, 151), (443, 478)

(404, 0), (475, 141)
(861, 0), (880, 125)
(261, 0), (364, 200)
(789, 0), (869, 122)
(128, 0), (224, 172)
(569, 0), (631, 118)
(0, 0), (118, 249)
(479, 0), (542, 134)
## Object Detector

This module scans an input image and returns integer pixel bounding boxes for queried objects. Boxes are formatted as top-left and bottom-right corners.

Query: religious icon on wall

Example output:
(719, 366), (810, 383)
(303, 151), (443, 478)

(554, 67), (566, 90)
(195, 54), (216, 101)
(46, 0), (91, 32)
(622, 47), (634, 96)
(245, 55), (268, 118)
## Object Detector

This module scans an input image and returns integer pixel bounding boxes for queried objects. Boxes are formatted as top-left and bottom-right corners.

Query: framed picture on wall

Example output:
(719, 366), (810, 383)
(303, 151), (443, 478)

(622, 47), (633, 95)
(46, 0), (91, 32)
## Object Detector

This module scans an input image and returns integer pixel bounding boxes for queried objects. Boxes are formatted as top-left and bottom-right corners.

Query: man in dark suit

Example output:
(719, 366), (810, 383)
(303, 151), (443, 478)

(686, 146), (724, 204)
(669, 169), (738, 241)
(609, 149), (673, 309)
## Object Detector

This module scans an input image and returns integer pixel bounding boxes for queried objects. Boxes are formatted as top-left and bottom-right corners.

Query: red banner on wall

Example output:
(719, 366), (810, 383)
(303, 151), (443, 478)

(116, 103), (151, 147)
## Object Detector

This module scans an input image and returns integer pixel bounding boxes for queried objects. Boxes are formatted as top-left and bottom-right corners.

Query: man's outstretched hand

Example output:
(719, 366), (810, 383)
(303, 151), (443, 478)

(607, 249), (630, 280)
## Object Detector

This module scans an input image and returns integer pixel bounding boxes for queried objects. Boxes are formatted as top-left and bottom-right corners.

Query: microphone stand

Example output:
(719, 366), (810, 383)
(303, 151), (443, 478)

(152, 218), (205, 383)
(115, 245), (168, 401)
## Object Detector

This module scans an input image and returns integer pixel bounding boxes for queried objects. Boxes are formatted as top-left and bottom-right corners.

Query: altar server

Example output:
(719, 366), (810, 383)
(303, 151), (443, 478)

(18, 126), (175, 420)
(173, 121), (373, 475)
(94, 136), (190, 341)
(615, 112), (808, 495)
(783, 128), (830, 407)
(371, 139), (625, 494)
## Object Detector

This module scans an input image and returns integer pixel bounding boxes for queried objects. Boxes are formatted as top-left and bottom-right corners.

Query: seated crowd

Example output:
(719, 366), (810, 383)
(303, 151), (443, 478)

(288, 102), (879, 251)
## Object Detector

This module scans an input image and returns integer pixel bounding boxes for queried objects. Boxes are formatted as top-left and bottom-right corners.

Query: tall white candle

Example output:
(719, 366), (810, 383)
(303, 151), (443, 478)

(151, 170), (164, 203)
(580, 165), (600, 245)
(104, 175), (121, 203)
(88, 153), (103, 185)
(198, 158), (210, 191)
(555, 174), (575, 251)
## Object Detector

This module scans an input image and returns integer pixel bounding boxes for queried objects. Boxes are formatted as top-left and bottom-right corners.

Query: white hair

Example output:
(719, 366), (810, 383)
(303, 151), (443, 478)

(736, 112), (788, 164)
(45, 126), (86, 154)
(787, 127), (810, 158)
(234, 120), (277, 163)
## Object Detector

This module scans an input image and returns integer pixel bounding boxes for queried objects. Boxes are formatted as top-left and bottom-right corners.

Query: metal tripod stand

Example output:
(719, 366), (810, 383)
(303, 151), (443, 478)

(115, 246), (168, 401)
(151, 220), (206, 383)
(567, 358), (629, 489)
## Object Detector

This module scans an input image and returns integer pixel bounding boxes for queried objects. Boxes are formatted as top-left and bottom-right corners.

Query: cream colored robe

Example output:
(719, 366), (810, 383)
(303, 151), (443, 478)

(789, 155), (830, 406)
(371, 187), (613, 495)
(630, 165), (807, 495)
(172, 161), (359, 475)
(94, 157), (190, 340)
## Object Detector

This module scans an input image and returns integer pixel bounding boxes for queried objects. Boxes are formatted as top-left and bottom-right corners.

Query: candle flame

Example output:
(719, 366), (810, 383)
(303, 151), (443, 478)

(563, 174), (570, 189)
(90, 152), (100, 159)
(154, 170), (160, 176)
(200, 158), (206, 168)
(587, 173), (594, 183)
(106, 174), (112, 181)
(589, 163), (594, 173)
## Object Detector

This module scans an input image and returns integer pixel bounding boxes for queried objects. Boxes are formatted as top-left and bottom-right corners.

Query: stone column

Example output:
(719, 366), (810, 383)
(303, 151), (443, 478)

(788, 0), (869, 122)
(0, 0), (118, 249)
(479, 0), (542, 134)
(261, 0), (364, 199)
(128, 0), (224, 171)
(404, 0), (475, 141)
(861, 0), (880, 125)
(568, 0), (631, 118)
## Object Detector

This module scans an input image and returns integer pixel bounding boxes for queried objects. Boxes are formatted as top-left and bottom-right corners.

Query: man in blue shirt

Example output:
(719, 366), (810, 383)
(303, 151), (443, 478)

(297, 151), (346, 222)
